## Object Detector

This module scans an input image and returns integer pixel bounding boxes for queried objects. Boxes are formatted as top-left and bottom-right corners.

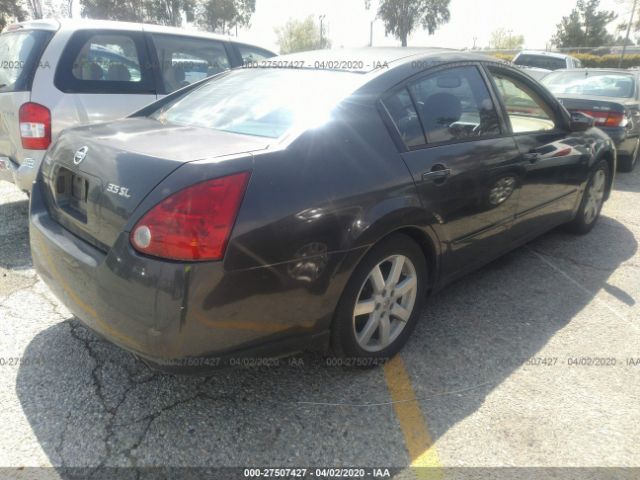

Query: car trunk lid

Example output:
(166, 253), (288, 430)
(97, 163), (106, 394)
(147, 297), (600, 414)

(557, 95), (628, 128)
(40, 117), (270, 251)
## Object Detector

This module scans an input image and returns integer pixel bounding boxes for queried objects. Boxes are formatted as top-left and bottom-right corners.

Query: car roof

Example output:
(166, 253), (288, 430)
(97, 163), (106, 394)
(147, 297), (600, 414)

(3, 18), (275, 53)
(271, 47), (503, 73)
(516, 50), (575, 60)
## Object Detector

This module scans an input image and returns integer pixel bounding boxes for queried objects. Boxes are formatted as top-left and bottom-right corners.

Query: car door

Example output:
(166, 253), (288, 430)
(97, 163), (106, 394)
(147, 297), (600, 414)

(484, 65), (585, 239)
(148, 33), (231, 97)
(47, 29), (157, 131)
(382, 64), (524, 278)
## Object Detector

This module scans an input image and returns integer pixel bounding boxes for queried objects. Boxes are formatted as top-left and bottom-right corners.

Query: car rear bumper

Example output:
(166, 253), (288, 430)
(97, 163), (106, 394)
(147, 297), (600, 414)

(29, 181), (350, 372)
(0, 152), (44, 192)
(600, 127), (638, 157)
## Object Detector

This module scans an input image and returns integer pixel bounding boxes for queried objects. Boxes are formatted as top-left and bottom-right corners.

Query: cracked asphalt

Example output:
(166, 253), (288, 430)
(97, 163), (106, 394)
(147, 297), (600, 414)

(1, 166), (639, 479)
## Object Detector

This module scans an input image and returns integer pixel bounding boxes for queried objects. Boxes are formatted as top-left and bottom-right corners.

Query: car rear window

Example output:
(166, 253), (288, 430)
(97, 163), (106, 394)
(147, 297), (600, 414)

(0, 29), (52, 93)
(513, 54), (566, 71)
(150, 68), (363, 138)
(542, 71), (636, 98)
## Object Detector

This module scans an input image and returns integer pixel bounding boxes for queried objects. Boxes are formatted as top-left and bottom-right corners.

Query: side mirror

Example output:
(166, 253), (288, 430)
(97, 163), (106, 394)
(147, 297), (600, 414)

(569, 111), (595, 132)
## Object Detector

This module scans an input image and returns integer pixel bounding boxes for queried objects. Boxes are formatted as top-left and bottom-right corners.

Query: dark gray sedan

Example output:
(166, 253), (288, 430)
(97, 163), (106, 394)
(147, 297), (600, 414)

(542, 68), (640, 171)
(30, 48), (615, 372)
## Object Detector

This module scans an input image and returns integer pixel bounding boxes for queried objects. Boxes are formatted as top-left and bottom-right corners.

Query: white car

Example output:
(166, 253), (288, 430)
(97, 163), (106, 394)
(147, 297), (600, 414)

(513, 50), (583, 77)
(0, 19), (275, 193)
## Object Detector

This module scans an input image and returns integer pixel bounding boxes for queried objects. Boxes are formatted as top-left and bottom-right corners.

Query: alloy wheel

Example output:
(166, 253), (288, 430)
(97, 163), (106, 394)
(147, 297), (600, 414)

(352, 255), (418, 352)
(583, 169), (606, 225)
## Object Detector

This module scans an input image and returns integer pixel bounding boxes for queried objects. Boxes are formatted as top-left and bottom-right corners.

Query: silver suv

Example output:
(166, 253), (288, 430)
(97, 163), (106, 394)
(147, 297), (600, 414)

(0, 19), (275, 192)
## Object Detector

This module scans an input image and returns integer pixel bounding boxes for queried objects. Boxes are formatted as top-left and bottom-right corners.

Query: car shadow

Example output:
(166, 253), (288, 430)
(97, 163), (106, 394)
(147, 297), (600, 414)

(0, 198), (32, 271)
(15, 217), (637, 474)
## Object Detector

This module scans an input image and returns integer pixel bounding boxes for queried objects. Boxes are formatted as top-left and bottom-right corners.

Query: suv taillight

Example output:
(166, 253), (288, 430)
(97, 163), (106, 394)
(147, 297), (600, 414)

(19, 102), (51, 150)
(130, 172), (250, 261)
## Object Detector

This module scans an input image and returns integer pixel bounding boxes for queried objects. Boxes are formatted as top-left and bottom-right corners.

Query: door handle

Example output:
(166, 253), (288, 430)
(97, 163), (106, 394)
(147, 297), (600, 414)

(523, 152), (541, 163)
(422, 168), (451, 184)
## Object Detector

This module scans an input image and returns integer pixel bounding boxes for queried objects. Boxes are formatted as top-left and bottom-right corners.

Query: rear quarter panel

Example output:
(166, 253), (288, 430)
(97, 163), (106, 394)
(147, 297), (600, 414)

(0, 91), (30, 162)
(224, 96), (425, 271)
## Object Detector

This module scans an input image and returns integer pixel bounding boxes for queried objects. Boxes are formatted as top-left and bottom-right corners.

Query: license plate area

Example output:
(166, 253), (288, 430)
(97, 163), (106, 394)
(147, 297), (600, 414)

(55, 167), (89, 222)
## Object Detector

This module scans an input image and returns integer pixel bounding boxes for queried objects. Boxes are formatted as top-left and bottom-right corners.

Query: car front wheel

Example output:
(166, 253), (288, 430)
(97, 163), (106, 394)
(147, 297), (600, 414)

(331, 234), (427, 362)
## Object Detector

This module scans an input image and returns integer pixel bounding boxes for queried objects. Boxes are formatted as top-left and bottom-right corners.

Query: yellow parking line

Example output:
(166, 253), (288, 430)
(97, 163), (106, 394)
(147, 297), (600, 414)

(383, 355), (443, 479)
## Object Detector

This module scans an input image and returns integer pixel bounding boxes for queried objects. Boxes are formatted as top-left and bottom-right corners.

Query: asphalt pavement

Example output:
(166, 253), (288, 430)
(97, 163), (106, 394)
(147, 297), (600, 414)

(0, 167), (639, 479)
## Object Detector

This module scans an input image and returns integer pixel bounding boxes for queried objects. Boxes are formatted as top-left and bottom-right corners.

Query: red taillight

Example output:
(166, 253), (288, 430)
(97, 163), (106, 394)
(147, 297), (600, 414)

(577, 109), (625, 128)
(19, 102), (51, 150)
(130, 172), (250, 261)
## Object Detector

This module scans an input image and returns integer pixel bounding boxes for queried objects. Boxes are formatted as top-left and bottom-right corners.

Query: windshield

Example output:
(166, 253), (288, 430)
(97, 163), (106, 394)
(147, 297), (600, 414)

(0, 30), (52, 93)
(150, 68), (363, 138)
(514, 54), (566, 71)
(542, 71), (635, 98)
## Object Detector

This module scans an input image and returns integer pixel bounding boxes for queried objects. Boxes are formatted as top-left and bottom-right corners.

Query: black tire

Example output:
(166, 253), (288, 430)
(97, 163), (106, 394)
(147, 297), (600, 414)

(619, 138), (639, 173)
(566, 160), (609, 234)
(331, 234), (427, 363)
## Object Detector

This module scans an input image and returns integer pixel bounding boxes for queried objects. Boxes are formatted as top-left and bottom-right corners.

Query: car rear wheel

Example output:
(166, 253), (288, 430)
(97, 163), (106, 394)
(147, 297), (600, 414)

(566, 160), (609, 234)
(619, 138), (639, 172)
(331, 234), (427, 362)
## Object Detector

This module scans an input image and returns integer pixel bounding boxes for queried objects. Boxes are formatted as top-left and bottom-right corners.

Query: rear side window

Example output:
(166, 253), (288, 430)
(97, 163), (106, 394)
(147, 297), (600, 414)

(383, 89), (425, 148)
(384, 65), (501, 148)
(55, 30), (154, 94)
(72, 35), (141, 82)
(236, 44), (274, 65)
(409, 66), (501, 144)
(0, 30), (52, 93)
(151, 34), (230, 94)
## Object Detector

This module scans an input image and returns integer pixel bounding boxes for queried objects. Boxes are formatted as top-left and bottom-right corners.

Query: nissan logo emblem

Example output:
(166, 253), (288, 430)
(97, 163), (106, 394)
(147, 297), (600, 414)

(73, 146), (89, 165)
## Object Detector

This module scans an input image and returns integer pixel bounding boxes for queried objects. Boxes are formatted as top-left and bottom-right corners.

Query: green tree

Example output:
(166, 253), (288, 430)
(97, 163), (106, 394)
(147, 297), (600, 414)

(144, 0), (195, 26)
(552, 0), (616, 47)
(615, 0), (640, 44)
(0, 0), (27, 29)
(365, 0), (450, 47)
(488, 28), (525, 50)
(274, 15), (331, 54)
(197, 0), (255, 34)
(80, 0), (194, 26)
(81, 0), (146, 22)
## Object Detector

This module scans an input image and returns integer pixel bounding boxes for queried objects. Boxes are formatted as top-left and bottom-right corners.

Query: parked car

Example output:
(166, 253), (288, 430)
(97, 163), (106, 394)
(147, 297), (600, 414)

(513, 50), (582, 74)
(0, 18), (275, 193)
(30, 48), (615, 372)
(542, 68), (640, 171)
(516, 66), (551, 81)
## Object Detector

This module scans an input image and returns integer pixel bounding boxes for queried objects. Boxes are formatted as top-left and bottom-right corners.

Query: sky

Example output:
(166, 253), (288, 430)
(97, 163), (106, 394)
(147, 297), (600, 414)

(233, 0), (630, 53)
(63, 0), (631, 53)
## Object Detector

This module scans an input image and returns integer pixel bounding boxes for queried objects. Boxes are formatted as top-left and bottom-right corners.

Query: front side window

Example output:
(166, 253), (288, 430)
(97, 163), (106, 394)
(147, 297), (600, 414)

(72, 34), (141, 82)
(490, 69), (556, 133)
(543, 71), (635, 99)
(152, 34), (230, 94)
